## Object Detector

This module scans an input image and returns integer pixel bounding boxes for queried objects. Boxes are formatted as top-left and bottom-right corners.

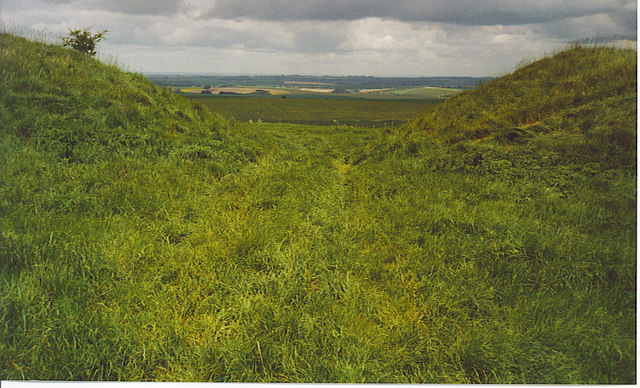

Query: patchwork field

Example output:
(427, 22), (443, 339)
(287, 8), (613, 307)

(186, 95), (442, 127)
(180, 87), (287, 95)
(179, 85), (461, 99)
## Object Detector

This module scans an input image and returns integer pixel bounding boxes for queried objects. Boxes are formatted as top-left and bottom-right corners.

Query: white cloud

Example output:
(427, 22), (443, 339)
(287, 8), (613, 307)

(338, 18), (427, 52)
(1, 0), (636, 76)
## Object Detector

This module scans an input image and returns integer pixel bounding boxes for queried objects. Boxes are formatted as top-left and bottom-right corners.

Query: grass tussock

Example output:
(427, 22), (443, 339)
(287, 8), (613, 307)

(0, 33), (636, 383)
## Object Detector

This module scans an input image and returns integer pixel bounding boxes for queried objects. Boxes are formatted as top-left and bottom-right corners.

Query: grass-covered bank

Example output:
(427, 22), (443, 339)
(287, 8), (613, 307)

(345, 43), (637, 382)
(0, 33), (258, 380)
(383, 44), (637, 169)
(1, 33), (636, 383)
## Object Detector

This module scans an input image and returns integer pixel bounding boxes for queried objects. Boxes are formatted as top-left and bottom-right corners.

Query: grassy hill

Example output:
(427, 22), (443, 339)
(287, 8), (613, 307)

(367, 44), (636, 168)
(0, 33), (258, 379)
(1, 34), (636, 383)
(0, 33), (255, 165)
(346, 44), (637, 383)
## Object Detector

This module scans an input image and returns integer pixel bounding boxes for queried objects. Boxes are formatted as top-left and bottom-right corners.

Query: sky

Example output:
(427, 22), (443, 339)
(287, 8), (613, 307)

(1, 0), (637, 76)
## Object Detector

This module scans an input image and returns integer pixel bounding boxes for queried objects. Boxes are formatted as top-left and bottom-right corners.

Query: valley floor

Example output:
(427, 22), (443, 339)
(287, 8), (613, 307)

(1, 122), (635, 383)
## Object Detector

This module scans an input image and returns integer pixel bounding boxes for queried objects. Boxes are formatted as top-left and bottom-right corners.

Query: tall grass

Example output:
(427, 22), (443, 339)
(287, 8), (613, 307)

(0, 22), (58, 44)
(395, 44), (637, 168)
(0, 33), (636, 383)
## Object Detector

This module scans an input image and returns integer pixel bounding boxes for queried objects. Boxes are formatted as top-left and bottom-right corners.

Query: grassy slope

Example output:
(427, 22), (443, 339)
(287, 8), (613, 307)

(0, 34), (256, 379)
(350, 45), (637, 382)
(0, 34), (254, 164)
(1, 35), (636, 383)
(393, 45), (636, 168)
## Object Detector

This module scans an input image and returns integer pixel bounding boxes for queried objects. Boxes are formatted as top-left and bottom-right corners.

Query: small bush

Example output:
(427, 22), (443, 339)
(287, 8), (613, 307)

(61, 27), (108, 56)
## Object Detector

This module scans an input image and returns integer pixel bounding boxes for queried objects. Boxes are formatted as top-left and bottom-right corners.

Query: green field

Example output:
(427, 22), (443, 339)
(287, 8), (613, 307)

(371, 86), (461, 98)
(1, 33), (636, 383)
(186, 95), (442, 127)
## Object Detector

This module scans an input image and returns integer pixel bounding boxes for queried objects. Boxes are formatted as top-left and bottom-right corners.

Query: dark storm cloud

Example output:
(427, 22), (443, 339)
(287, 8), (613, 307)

(536, 12), (637, 42)
(32, 0), (75, 3)
(289, 22), (348, 53)
(36, 0), (184, 16)
(90, 0), (183, 16)
(610, 7), (638, 32)
(207, 0), (633, 25)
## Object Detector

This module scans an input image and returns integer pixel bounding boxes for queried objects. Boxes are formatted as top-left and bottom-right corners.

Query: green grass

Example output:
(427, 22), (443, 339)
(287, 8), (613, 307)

(374, 86), (461, 98)
(0, 33), (636, 383)
(186, 95), (441, 127)
(396, 44), (637, 168)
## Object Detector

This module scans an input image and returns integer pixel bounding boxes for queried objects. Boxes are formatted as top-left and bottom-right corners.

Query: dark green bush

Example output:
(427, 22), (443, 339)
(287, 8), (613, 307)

(61, 28), (108, 56)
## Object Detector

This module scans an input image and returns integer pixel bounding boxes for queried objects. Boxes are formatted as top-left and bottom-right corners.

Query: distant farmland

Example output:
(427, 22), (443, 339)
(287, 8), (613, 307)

(187, 95), (443, 127)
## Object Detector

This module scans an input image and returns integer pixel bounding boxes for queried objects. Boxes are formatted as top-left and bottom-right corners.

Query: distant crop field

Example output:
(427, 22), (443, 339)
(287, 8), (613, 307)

(180, 86), (288, 95)
(187, 95), (442, 127)
(381, 86), (461, 98)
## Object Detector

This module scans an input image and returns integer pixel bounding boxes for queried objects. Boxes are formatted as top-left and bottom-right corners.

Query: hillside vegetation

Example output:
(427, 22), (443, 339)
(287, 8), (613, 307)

(0, 34), (636, 384)
(0, 34), (254, 165)
(370, 44), (636, 168)
(348, 43), (637, 382)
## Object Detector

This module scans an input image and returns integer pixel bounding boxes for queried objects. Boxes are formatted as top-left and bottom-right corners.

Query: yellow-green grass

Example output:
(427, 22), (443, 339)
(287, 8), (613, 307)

(395, 45), (637, 168)
(1, 32), (636, 383)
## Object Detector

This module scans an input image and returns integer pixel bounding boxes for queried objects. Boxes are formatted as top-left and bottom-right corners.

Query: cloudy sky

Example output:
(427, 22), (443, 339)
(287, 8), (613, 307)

(1, 0), (637, 76)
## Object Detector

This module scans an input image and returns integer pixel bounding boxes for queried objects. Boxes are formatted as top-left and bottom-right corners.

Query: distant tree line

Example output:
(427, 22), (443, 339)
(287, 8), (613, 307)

(144, 74), (492, 90)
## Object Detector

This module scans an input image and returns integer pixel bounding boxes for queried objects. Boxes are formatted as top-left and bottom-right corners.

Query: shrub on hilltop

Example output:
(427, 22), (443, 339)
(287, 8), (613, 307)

(61, 27), (108, 56)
